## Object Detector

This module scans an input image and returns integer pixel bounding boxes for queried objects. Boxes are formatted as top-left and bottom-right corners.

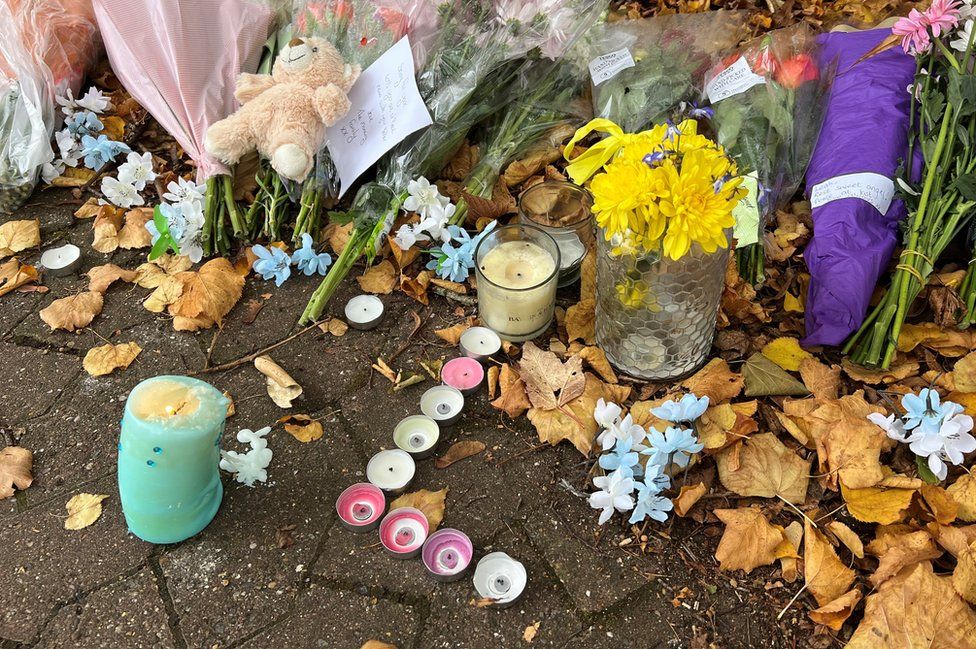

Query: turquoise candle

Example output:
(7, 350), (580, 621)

(118, 376), (229, 544)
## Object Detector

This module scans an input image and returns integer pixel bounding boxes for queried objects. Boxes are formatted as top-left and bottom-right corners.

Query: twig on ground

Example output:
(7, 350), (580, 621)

(190, 320), (324, 375)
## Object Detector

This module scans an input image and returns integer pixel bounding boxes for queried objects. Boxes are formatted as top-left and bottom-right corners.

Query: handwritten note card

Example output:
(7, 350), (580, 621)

(810, 172), (895, 215)
(326, 36), (432, 197)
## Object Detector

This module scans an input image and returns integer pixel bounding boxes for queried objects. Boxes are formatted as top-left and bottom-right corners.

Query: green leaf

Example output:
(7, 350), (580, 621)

(953, 173), (976, 201)
(328, 209), (355, 226)
(948, 70), (976, 118)
(916, 455), (940, 484)
(742, 353), (810, 397)
(148, 234), (170, 261)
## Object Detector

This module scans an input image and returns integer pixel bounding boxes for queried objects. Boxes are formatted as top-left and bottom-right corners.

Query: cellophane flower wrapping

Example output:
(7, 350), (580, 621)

(582, 10), (748, 133)
(703, 23), (833, 284)
(802, 29), (918, 347)
(0, 0), (100, 213)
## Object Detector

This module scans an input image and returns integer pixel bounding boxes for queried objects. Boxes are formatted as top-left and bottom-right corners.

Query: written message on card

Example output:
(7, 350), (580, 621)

(810, 172), (895, 215)
(326, 36), (432, 197)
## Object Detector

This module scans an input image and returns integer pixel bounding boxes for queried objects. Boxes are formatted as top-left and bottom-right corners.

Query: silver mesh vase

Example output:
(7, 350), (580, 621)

(594, 232), (728, 381)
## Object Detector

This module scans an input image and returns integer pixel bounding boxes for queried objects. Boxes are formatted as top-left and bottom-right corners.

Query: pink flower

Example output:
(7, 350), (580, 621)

(893, 8), (933, 54)
(925, 0), (962, 36)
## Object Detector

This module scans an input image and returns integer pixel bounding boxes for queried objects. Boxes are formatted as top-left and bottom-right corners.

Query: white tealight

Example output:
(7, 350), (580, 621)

(459, 326), (502, 362)
(551, 231), (586, 271)
(344, 295), (385, 330)
(472, 552), (527, 607)
(39, 243), (82, 277)
(393, 415), (441, 458)
(419, 386), (464, 427)
(366, 449), (416, 492)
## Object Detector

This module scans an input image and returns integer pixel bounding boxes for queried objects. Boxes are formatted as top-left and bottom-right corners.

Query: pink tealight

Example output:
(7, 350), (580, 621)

(335, 483), (386, 533)
(379, 507), (429, 559)
(422, 528), (474, 582)
(441, 357), (485, 396)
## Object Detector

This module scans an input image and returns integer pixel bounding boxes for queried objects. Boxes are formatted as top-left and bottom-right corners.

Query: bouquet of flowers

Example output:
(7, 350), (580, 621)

(702, 24), (831, 284)
(0, 0), (100, 212)
(580, 11), (747, 135)
(299, 0), (607, 324)
(93, 0), (277, 256)
(848, 1), (976, 367)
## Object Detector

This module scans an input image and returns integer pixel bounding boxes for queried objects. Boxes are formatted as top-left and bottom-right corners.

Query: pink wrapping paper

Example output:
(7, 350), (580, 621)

(92, 0), (272, 180)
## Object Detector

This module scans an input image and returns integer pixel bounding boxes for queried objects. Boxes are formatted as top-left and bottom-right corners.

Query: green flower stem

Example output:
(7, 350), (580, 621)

(299, 226), (370, 324)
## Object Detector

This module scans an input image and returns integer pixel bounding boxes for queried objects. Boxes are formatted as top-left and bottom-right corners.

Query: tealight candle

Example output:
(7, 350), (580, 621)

(459, 326), (502, 363)
(393, 415), (441, 458)
(472, 552), (527, 608)
(344, 295), (385, 330)
(422, 528), (474, 581)
(519, 180), (594, 287)
(39, 243), (82, 277)
(475, 224), (560, 342)
(335, 482), (386, 533)
(366, 449), (416, 493)
(419, 386), (464, 427)
(118, 376), (229, 544)
(379, 507), (429, 559)
(441, 357), (485, 396)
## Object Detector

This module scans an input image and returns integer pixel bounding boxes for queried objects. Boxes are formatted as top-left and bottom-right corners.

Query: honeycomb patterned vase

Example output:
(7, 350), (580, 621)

(595, 233), (728, 381)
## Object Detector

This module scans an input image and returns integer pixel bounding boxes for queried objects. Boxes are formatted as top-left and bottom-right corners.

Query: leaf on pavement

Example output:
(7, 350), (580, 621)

(715, 433), (811, 504)
(714, 507), (796, 573)
(168, 258), (244, 331)
(87, 263), (137, 294)
(277, 414), (323, 442)
(0, 259), (39, 297)
(435, 441), (485, 469)
(133, 254), (192, 288)
(83, 342), (142, 377)
(390, 487), (447, 532)
(64, 493), (109, 530)
(0, 446), (33, 500)
(527, 373), (630, 456)
(761, 337), (812, 371)
(518, 342), (585, 410)
(742, 353), (809, 397)
(681, 358), (744, 403)
(357, 260), (397, 294)
(255, 355), (302, 408)
(39, 291), (104, 331)
(490, 364), (531, 418)
(0, 219), (40, 257)
(809, 589), (862, 631)
(673, 482), (707, 517)
(804, 518), (856, 607)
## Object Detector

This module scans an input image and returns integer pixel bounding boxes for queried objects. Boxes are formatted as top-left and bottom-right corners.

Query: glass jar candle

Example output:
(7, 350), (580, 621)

(474, 223), (560, 342)
(518, 181), (594, 286)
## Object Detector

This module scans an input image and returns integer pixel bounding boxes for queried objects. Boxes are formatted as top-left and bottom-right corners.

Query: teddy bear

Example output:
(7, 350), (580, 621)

(204, 36), (360, 183)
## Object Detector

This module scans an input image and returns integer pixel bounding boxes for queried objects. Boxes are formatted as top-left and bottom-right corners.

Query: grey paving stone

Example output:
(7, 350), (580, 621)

(0, 476), (153, 643)
(0, 342), (80, 425)
(34, 567), (175, 649)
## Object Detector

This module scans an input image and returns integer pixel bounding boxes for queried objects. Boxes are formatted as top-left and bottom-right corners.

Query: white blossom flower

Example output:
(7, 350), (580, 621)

(393, 223), (420, 250)
(41, 160), (65, 183)
(219, 427), (273, 486)
(117, 152), (157, 190)
(597, 413), (647, 452)
(588, 469), (635, 525)
(162, 177), (206, 206)
(56, 88), (78, 116)
(55, 129), (82, 167)
(403, 176), (449, 219)
(868, 412), (909, 442)
(101, 176), (144, 208)
(75, 87), (112, 114)
(594, 398), (623, 431)
(952, 19), (974, 52)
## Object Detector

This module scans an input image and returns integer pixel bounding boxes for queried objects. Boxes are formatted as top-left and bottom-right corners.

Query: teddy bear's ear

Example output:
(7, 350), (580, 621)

(341, 64), (362, 93)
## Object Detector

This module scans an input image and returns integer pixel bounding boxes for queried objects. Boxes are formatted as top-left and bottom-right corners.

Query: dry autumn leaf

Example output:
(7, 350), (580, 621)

(577, 346), (617, 384)
(134, 254), (192, 289)
(0, 446), (33, 500)
(846, 562), (976, 649)
(254, 355), (302, 408)
(742, 353), (809, 397)
(898, 322), (976, 357)
(804, 518), (856, 607)
(673, 482), (707, 517)
(319, 318), (349, 337)
(0, 219), (40, 257)
(715, 433), (811, 504)
(868, 529), (942, 587)
(87, 263), (137, 294)
(64, 493), (109, 530)
(357, 260), (397, 294)
(565, 299), (595, 344)
(277, 414), (323, 442)
(83, 342), (142, 377)
(953, 541), (976, 605)
(780, 521), (803, 583)
(827, 521), (865, 558)
(798, 357), (841, 400)
(434, 318), (476, 346)
(948, 473), (976, 522)
(390, 488), (447, 532)
(809, 589), (862, 631)
(435, 441), (485, 469)
(360, 641), (397, 649)
(39, 291), (104, 331)
(527, 373), (630, 456)
(842, 476), (919, 524)
(761, 337), (812, 371)
(491, 364), (532, 419)
(713, 507), (796, 573)
(681, 358), (744, 404)
(518, 342), (585, 410)
(920, 484), (958, 525)
(168, 259), (244, 331)
(0, 258), (39, 296)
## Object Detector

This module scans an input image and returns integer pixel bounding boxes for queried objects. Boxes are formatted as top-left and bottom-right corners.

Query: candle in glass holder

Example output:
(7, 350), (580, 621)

(366, 449), (415, 493)
(335, 482), (386, 532)
(379, 507), (429, 558)
(344, 295), (385, 330)
(459, 326), (502, 362)
(422, 528), (474, 581)
(519, 180), (594, 287)
(118, 376), (229, 544)
(393, 415), (441, 458)
(420, 385), (464, 427)
(475, 224), (559, 342)
(473, 552), (527, 607)
(441, 357), (484, 396)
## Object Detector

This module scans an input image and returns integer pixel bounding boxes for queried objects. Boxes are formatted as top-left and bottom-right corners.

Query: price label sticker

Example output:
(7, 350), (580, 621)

(705, 57), (766, 103)
(588, 48), (636, 86)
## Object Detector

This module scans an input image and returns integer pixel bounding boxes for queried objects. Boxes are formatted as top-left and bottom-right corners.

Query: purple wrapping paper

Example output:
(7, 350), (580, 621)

(802, 29), (916, 347)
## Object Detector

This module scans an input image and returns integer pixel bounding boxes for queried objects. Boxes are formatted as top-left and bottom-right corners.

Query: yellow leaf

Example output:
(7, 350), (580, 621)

(898, 322), (976, 357)
(39, 292), (104, 331)
(715, 433), (811, 504)
(87, 263), (137, 294)
(673, 482), (707, 517)
(0, 446), (33, 500)
(867, 528), (942, 588)
(681, 358), (744, 404)
(134, 254), (192, 288)
(948, 473), (976, 522)
(0, 219), (40, 257)
(842, 478), (918, 524)
(805, 518), (856, 607)
(847, 562), (976, 649)
(952, 541), (976, 605)
(920, 484), (958, 525)
(49, 166), (95, 187)
(809, 589), (861, 631)
(64, 493), (109, 530)
(168, 259), (244, 331)
(434, 318), (475, 346)
(798, 357), (840, 400)
(490, 364), (531, 419)
(527, 374), (630, 456)
(954, 352), (976, 393)
(827, 521), (864, 558)
(565, 299), (595, 344)
(0, 258), (39, 297)
(714, 507), (796, 573)
(143, 276), (185, 313)
(390, 488), (447, 532)
(357, 260), (397, 294)
(277, 414), (323, 442)
(780, 521), (803, 583)
(98, 115), (126, 141)
(816, 397), (887, 490)
(842, 356), (920, 384)
(577, 346), (617, 384)
(83, 342), (142, 377)
(761, 337), (812, 372)
(783, 291), (804, 313)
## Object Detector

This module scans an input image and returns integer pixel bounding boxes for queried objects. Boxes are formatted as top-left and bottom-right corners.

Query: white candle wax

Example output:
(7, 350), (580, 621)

(344, 295), (384, 330)
(420, 386), (464, 426)
(477, 240), (557, 340)
(39, 243), (82, 276)
(393, 415), (441, 457)
(459, 327), (502, 360)
(366, 449), (415, 491)
(551, 232), (586, 271)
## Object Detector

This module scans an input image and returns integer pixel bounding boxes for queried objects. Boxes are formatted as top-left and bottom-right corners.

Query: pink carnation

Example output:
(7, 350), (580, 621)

(893, 8), (933, 54)
(926, 0), (962, 36)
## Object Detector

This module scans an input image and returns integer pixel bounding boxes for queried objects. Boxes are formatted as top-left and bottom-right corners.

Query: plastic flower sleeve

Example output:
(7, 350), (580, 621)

(0, 0), (100, 213)
(581, 10), (748, 133)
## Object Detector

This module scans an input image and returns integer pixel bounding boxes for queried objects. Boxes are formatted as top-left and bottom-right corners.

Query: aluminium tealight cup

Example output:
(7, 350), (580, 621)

(419, 385), (465, 428)
(393, 415), (441, 459)
(472, 551), (527, 608)
(335, 482), (386, 533)
(379, 506), (429, 559)
(422, 528), (474, 582)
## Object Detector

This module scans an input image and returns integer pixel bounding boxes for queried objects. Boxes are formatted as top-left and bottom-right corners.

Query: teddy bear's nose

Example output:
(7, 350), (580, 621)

(288, 38), (304, 48)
